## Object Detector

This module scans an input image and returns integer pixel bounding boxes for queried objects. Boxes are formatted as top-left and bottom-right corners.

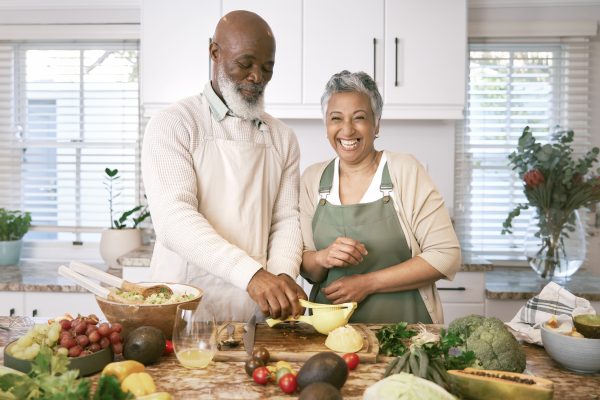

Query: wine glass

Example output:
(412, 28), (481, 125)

(172, 301), (217, 369)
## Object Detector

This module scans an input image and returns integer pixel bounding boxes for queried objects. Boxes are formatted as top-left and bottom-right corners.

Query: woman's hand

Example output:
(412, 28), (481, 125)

(321, 274), (372, 304)
(316, 237), (368, 269)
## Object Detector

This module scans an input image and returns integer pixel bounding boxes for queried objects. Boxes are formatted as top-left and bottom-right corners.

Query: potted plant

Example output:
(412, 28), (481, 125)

(99, 168), (151, 269)
(502, 126), (600, 279)
(0, 208), (32, 266)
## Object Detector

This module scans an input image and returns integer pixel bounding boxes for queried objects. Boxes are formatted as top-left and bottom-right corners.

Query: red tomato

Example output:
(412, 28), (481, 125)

(164, 339), (174, 355)
(253, 366), (270, 385)
(343, 353), (360, 370)
(278, 373), (297, 394)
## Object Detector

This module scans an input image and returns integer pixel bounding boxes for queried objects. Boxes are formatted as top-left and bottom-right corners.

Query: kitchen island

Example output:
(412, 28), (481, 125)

(1, 317), (598, 400)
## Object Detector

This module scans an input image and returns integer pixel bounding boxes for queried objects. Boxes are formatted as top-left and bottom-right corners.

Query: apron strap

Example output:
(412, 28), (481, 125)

(380, 163), (393, 197)
(318, 160), (336, 201)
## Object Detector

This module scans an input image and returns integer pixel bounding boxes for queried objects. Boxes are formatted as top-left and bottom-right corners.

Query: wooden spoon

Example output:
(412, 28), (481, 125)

(69, 261), (174, 298)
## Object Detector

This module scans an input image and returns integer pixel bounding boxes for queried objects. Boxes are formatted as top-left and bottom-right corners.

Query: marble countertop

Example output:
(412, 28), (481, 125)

(486, 268), (600, 301)
(118, 245), (494, 272)
(0, 261), (121, 293)
(0, 318), (598, 400)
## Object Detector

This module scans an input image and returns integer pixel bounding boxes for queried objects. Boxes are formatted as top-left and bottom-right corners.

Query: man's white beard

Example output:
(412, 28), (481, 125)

(217, 66), (265, 121)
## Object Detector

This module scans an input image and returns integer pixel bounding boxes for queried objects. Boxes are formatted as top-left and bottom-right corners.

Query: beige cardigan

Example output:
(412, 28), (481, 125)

(300, 150), (461, 324)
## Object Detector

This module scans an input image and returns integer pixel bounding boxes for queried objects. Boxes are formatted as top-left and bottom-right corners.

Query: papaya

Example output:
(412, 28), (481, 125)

(448, 368), (553, 400)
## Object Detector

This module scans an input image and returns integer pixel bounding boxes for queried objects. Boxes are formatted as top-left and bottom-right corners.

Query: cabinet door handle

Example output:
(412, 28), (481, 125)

(32, 309), (38, 317)
(10, 308), (15, 317)
(372, 38), (377, 81)
(438, 287), (466, 291)
(394, 37), (399, 87)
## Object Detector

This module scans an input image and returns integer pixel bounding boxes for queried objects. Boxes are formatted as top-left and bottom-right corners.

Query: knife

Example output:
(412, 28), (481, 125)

(242, 314), (256, 356)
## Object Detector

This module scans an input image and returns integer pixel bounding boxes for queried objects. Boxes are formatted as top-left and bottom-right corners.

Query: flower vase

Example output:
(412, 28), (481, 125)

(524, 210), (586, 280)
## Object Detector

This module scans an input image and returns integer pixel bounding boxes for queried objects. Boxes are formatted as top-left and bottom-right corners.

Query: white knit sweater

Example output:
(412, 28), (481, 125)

(141, 91), (302, 291)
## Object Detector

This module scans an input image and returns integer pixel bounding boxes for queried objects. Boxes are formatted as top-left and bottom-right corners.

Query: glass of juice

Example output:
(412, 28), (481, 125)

(173, 301), (217, 368)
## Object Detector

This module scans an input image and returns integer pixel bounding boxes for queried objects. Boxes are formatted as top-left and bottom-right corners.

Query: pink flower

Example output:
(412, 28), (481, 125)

(524, 169), (545, 188)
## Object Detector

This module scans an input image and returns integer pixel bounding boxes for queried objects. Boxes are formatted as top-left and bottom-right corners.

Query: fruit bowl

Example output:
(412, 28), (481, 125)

(3, 341), (113, 377)
(96, 282), (202, 340)
(541, 322), (600, 373)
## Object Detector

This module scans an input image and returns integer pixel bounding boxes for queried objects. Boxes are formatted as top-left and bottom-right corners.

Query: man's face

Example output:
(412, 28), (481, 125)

(213, 35), (275, 119)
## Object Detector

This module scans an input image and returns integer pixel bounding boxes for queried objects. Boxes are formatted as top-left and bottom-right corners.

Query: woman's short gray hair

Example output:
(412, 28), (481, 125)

(320, 70), (383, 122)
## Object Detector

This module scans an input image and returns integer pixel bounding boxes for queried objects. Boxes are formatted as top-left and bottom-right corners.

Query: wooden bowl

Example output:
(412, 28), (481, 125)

(3, 341), (113, 377)
(96, 282), (202, 340)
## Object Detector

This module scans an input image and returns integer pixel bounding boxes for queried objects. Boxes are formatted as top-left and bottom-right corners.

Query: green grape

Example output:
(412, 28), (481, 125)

(56, 347), (68, 356)
(16, 333), (33, 347)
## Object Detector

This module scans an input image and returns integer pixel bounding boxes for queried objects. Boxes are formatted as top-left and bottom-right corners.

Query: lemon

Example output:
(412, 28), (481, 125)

(325, 325), (364, 353)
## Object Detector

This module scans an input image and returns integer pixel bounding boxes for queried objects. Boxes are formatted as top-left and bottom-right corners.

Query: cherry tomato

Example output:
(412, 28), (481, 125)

(342, 353), (360, 370)
(244, 358), (264, 377)
(164, 339), (174, 355)
(278, 373), (297, 394)
(252, 347), (270, 364)
(253, 366), (270, 385)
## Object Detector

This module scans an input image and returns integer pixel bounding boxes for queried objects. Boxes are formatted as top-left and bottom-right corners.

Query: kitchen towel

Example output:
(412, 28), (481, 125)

(506, 281), (596, 345)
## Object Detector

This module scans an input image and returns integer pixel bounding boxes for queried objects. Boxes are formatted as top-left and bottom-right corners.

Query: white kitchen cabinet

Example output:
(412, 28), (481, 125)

(24, 292), (104, 319)
(302, 0), (384, 106)
(383, 0), (466, 119)
(222, 0), (302, 106)
(438, 272), (485, 325)
(141, 0), (221, 107)
(0, 292), (25, 316)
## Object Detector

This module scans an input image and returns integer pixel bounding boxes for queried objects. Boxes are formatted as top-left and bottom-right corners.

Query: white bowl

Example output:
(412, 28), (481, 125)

(541, 323), (600, 373)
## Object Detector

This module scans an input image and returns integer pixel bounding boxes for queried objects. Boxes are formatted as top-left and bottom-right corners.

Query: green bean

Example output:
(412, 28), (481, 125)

(384, 356), (401, 377)
(408, 351), (419, 374)
(427, 364), (446, 387)
(417, 349), (429, 378)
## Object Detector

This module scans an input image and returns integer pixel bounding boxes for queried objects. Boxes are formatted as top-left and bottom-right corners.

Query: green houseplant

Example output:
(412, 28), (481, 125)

(0, 208), (32, 266)
(100, 168), (150, 268)
(502, 126), (600, 279)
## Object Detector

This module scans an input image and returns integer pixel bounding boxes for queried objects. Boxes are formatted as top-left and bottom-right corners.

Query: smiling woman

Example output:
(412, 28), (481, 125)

(299, 70), (461, 325)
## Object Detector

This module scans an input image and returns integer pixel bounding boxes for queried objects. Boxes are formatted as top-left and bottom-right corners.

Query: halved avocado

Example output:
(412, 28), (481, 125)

(448, 368), (553, 400)
(573, 314), (600, 339)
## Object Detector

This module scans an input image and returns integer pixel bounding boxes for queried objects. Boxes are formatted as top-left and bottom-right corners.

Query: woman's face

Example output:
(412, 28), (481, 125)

(326, 91), (379, 166)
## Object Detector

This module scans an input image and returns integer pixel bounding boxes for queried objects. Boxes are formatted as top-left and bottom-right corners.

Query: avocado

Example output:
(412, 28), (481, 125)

(573, 314), (600, 339)
(299, 382), (343, 400)
(296, 352), (348, 390)
(123, 326), (166, 365)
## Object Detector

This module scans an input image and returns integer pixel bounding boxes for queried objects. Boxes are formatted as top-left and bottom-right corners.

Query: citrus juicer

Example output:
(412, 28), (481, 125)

(265, 299), (357, 334)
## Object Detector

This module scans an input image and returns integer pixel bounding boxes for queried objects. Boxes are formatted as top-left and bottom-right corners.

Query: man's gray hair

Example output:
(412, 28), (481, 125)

(320, 70), (383, 122)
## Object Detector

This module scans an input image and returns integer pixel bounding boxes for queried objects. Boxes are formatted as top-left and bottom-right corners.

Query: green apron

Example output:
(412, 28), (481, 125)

(310, 160), (432, 324)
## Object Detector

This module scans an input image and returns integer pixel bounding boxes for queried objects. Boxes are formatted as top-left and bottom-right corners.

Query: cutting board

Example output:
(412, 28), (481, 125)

(213, 322), (379, 363)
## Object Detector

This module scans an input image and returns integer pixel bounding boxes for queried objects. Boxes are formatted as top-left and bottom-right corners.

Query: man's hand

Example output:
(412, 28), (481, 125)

(316, 237), (368, 269)
(247, 269), (308, 319)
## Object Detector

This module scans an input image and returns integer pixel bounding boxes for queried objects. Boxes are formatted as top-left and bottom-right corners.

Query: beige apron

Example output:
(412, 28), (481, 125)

(150, 98), (281, 322)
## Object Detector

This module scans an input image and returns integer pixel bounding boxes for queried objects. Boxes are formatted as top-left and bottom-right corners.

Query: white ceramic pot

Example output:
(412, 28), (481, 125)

(99, 228), (142, 269)
(0, 240), (23, 266)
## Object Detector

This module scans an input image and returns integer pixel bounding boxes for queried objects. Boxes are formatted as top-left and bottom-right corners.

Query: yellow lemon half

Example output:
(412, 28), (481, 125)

(325, 324), (364, 353)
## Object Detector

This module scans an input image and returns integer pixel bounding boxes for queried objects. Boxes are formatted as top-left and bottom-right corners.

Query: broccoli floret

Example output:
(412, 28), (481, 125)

(448, 315), (526, 373)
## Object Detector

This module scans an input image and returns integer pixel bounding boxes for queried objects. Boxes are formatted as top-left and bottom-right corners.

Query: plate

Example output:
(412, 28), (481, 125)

(3, 341), (114, 377)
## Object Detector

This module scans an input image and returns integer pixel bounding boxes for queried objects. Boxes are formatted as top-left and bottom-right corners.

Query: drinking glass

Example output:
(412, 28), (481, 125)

(172, 301), (217, 369)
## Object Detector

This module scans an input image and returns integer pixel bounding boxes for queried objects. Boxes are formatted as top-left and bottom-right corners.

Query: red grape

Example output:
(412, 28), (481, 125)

(85, 324), (97, 336)
(76, 334), (90, 347)
(111, 342), (123, 354)
(59, 319), (72, 330)
(88, 330), (101, 343)
(109, 331), (121, 345)
(74, 322), (87, 335)
(111, 323), (122, 333)
(99, 337), (110, 349)
(89, 343), (101, 353)
(98, 323), (111, 337)
(68, 345), (83, 357)
(60, 336), (76, 349)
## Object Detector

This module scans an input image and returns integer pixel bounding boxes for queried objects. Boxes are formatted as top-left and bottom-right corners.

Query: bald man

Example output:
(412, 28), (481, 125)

(142, 11), (307, 322)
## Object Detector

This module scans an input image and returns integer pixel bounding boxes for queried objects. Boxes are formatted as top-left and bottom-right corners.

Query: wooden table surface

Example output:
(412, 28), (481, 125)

(1, 317), (599, 399)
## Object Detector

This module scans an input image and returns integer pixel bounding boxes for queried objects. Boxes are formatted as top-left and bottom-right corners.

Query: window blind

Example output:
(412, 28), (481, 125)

(454, 38), (592, 263)
(0, 41), (140, 259)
